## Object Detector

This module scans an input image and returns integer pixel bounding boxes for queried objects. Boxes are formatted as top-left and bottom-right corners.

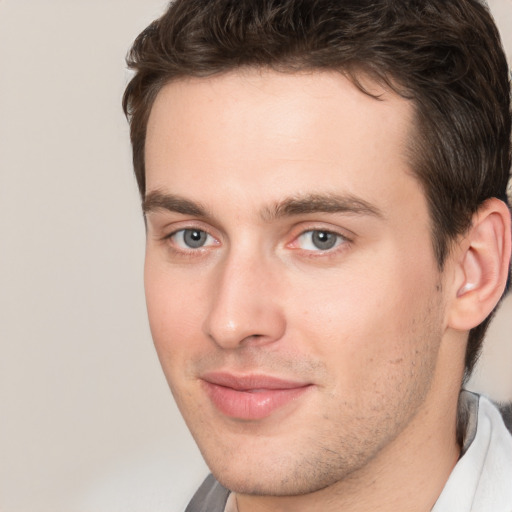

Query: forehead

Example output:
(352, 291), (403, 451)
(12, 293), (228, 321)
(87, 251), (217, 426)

(145, 69), (420, 216)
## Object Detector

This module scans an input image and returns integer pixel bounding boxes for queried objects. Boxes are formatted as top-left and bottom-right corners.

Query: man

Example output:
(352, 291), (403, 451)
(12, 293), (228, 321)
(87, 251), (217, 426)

(123, 0), (512, 510)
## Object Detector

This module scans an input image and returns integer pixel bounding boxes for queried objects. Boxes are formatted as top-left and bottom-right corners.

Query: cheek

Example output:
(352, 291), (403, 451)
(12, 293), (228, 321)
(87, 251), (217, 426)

(144, 259), (207, 362)
(287, 255), (441, 387)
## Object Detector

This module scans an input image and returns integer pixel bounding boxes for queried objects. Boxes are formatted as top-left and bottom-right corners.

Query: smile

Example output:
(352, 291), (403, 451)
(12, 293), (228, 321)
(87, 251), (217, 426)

(201, 372), (313, 420)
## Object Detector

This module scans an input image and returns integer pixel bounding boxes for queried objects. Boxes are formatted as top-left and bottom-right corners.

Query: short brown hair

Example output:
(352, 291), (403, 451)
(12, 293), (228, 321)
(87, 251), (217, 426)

(123, 0), (511, 376)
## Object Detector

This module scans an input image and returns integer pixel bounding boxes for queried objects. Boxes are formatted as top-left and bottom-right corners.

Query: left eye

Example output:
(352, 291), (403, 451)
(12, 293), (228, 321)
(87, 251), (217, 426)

(170, 229), (216, 249)
(296, 230), (345, 251)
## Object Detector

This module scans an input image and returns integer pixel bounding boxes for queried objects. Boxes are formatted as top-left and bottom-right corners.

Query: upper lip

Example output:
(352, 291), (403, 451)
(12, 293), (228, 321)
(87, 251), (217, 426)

(201, 372), (311, 391)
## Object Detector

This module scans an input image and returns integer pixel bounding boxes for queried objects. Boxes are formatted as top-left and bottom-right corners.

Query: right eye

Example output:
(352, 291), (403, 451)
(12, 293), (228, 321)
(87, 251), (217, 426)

(169, 229), (216, 250)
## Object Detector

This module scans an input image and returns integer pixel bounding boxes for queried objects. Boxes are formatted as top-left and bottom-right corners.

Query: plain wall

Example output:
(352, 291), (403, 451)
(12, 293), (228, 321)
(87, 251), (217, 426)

(0, 1), (510, 511)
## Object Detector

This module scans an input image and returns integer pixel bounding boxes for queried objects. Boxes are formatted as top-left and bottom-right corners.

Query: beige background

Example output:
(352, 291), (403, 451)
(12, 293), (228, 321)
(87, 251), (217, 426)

(0, 1), (510, 511)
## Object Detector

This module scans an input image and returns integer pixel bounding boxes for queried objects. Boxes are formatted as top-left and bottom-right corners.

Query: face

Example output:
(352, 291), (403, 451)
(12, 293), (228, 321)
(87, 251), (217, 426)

(144, 70), (450, 496)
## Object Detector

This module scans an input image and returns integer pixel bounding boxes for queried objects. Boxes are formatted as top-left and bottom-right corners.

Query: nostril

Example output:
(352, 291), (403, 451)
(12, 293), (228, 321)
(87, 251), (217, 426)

(239, 333), (273, 347)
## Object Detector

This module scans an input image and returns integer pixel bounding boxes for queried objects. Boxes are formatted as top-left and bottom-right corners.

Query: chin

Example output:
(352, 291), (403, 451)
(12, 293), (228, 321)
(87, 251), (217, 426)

(201, 441), (363, 497)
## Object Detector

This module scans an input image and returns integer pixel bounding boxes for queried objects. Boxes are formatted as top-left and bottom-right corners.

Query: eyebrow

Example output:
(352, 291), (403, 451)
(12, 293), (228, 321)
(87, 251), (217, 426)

(143, 190), (208, 217)
(262, 193), (384, 221)
(143, 190), (383, 221)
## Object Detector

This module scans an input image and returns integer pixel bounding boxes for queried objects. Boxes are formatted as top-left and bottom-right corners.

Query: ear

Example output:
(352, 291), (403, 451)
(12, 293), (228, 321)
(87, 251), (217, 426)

(447, 198), (511, 331)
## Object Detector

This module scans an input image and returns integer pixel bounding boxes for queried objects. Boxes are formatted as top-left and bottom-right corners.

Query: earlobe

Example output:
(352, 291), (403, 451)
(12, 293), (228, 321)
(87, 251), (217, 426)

(448, 198), (511, 331)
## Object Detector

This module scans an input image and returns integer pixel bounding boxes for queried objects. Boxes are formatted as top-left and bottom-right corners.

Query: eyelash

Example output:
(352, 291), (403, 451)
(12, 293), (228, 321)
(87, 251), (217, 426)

(161, 226), (351, 258)
(289, 229), (349, 254)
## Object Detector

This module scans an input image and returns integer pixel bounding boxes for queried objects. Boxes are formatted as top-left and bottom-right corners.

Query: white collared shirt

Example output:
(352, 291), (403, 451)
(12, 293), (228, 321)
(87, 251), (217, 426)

(432, 393), (512, 511)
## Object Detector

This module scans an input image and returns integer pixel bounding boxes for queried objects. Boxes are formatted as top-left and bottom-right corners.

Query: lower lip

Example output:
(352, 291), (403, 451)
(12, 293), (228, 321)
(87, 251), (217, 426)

(202, 381), (311, 420)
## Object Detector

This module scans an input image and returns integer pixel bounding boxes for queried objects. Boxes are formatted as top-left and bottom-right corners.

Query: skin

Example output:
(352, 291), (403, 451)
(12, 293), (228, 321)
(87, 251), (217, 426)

(143, 70), (467, 511)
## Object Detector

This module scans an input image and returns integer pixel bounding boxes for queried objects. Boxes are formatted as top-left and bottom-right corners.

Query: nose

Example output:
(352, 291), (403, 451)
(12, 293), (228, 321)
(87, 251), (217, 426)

(202, 251), (286, 350)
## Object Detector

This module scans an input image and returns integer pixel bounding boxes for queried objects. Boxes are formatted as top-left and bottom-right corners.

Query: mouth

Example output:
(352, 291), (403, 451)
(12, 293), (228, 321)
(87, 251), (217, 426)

(200, 372), (313, 420)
